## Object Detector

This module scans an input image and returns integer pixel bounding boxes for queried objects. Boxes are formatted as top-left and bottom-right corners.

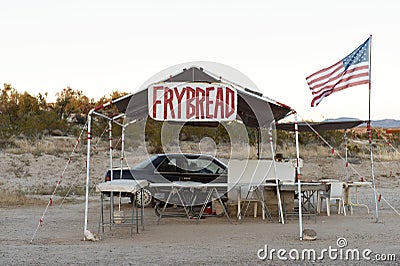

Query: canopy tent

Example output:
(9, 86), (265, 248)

(276, 119), (366, 179)
(84, 65), (300, 239)
(114, 67), (292, 128)
(276, 120), (365, 132)
(275, 119), (369, 239)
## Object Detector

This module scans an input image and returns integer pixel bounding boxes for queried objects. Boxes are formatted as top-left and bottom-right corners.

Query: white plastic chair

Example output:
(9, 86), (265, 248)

(317, 182), (346, 216)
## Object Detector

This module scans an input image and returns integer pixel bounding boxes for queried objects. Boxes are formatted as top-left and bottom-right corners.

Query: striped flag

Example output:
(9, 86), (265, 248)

(306, 37), (370, 107)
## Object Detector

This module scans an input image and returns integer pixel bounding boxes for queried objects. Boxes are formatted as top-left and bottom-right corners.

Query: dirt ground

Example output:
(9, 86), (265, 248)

(1, 190), (400, 266)
(1, 151), (400, 265)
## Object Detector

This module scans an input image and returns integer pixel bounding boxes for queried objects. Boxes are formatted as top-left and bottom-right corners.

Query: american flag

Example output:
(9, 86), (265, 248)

(306, 37), (370, 107)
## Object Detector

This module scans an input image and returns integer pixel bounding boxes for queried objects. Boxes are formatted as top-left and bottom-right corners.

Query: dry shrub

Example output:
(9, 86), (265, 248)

(275, 141), (400, 161)
(4, 137), (85, 156)
(0, 190), (47, 207)
(0, 139), (17, 149)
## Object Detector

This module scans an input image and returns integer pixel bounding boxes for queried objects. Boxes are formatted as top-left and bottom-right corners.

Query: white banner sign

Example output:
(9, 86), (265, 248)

(148, 83), (237, 122)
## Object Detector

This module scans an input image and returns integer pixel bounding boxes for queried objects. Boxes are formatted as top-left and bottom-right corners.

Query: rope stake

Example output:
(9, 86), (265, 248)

(30, 122), (88, 243)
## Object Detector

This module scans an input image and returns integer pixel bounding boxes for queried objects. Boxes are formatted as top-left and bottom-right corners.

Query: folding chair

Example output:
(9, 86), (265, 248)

(317, 181), (346, 216)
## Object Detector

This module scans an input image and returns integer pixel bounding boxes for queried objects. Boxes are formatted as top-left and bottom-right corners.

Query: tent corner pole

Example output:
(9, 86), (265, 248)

(120, 125), (126, 177)
(257, 127), (261, 159)
(344, 129), (349, 183)
(294, 112), (303, 240)
(84, 109), (94, 237)
(269, 124), (284, 224)
(368, 35), (379, 223)
(109, 121), (115, 223)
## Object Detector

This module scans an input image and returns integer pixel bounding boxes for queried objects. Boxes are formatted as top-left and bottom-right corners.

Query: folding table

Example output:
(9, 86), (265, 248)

(344, 181), (372, 214)
(236, 183), (276, 221)
(149, 182), (231, 223)
(280, 182), (328, 222)
(96, 179), (149, 236)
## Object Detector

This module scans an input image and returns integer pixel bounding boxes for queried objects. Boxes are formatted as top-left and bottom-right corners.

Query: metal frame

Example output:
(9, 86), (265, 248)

(84, 96), (134, 236)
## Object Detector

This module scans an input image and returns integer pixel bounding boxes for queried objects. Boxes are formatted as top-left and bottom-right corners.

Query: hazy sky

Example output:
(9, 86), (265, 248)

(1, 0), (399, 121)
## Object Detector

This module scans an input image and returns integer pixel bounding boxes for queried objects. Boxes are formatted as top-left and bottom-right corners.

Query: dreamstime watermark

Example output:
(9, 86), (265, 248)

(257, 237), (396, 262)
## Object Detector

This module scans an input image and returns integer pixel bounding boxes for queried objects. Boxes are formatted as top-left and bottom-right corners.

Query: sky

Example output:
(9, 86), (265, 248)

(1, 0), (399, 121)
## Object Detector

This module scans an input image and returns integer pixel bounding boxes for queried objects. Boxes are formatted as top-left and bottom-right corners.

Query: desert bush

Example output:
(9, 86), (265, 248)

(0, 190), (47, 207)
(0, 138), (17, 149)
(4, 137), (81, 156)
(348, 144), (361, 155)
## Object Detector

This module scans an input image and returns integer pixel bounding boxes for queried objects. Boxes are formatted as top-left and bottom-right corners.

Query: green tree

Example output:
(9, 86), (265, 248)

(55, 87), (94, 120)
(0, 84), (19, 128)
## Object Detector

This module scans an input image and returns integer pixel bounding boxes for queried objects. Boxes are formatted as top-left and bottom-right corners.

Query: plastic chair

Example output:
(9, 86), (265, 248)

(317, 182), (346, 216)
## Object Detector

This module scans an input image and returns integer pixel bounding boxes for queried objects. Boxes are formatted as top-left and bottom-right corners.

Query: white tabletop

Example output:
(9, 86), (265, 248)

(235, 183), (278, 188)
(149, 181), (228, 188)
(346, 181), (372, 187)
(96, 179), (149, 193)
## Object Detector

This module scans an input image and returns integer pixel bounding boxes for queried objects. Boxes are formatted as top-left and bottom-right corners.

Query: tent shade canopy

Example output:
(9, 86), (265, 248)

(276, 120), (365, 132)
(114, 67), (292, 128)
(83, 64), (296, 238)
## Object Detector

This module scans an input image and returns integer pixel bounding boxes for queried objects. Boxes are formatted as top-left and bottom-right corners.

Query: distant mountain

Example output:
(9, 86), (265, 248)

(323, 117), (400, 128)
(324, 117), (362, 123)
(370, 119), (400, 128)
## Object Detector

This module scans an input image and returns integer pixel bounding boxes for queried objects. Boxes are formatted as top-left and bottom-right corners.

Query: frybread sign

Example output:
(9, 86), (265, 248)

(148, 83), (237, 121)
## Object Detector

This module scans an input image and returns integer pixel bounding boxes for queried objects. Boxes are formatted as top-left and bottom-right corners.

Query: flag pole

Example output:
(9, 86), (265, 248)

(368, 34), (379, 223)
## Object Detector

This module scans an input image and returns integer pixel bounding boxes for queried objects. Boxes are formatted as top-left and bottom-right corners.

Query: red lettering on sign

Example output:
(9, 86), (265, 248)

(186, 86), (195, 119)
(195, 87), (205, 119)
(205, 87), (214, 118)
(152, 86), (163, 118)
(174, 87), (186, 119)
(150, 83), (236, 121)
(225, 87), (235, 118)
(163, 87), (175, 119)
(214, 87), (225, 118)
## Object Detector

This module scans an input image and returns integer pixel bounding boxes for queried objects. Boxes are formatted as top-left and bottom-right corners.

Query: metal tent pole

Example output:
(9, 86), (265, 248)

(368, 35), (379, 223)
(257, 127), (261, 159)
(109, 121), (115, 224)
(120, 126), (125, 181)
(269, 125), (284, 224)
(368, 122), (379, 222)
(109, 121), (114, 180)
(294, 112), (303, 240)
(120, 125), (126, 208)
(344, 129), (349, 183)
(84, 110), (93, 236)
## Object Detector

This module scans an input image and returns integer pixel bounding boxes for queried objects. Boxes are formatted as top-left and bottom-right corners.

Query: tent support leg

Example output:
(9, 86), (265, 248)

(294, 112), (303, 240)
(269, 125), (284, 224)
(368, 122), (379, 222)
(109, 121), (115, 225)
(84, 110), (93, 237)
(344, 129), (349, 183)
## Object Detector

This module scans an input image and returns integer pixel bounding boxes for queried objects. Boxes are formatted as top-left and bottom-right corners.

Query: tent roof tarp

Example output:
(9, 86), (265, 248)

(276, 120), (365, 132)
(114, 67), (292, 128)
